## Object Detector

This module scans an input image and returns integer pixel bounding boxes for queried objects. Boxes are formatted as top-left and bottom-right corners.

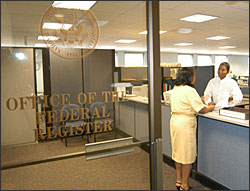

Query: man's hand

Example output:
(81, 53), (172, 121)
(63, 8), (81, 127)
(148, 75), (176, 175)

(208, 102), (216, 106)
(228, 96), (233, 102)
(201, 94), (211, 104)
(208, 104), (215, 111)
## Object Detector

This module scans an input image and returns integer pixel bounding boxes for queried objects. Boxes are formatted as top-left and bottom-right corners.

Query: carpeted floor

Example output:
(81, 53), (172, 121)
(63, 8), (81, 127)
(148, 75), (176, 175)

(1, 134), (210, 190)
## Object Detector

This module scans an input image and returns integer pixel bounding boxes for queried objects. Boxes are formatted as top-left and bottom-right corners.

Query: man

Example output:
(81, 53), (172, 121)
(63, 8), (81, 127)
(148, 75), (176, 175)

(202, 62), (243, 108)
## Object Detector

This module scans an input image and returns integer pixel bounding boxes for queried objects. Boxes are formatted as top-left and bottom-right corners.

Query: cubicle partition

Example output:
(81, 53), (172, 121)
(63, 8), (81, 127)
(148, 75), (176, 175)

(162, 66), (214, 97)
(116, 100), (249, 190)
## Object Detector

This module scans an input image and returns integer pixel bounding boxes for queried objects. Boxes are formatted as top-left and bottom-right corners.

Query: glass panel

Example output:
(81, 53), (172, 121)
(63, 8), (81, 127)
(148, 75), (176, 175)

(1, 48), (36, 147)
(35, 49), (44, 95)
(35, 49), (46, 133)
(1, 1), (150, 190)
(160, 1), (249, 190)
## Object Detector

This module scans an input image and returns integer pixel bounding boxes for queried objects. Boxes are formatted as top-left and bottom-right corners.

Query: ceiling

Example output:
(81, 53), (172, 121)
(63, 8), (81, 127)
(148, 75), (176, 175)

(1, 1), (249, 55)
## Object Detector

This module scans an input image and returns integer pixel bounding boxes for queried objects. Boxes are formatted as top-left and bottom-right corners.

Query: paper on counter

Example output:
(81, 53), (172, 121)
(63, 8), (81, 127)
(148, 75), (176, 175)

(214, 99), (229, 110)
(203, 94), (212, 105)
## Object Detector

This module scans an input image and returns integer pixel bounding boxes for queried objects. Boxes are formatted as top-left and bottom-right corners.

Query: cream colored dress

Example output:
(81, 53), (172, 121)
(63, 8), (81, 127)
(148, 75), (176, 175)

(170, 85), (205, 164)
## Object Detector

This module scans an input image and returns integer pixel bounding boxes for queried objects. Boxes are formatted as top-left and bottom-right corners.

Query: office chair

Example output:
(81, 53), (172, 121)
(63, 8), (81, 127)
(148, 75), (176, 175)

(89, 102), (116, 142)
(60, 104), (91, 147)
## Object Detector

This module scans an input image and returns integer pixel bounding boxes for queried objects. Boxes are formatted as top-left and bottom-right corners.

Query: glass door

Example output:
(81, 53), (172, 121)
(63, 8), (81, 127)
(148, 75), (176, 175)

(1, 1), (163, 190)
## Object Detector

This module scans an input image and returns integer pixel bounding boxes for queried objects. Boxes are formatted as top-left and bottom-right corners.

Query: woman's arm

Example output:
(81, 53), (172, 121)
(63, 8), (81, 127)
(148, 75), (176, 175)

(199, 105), (215, 114)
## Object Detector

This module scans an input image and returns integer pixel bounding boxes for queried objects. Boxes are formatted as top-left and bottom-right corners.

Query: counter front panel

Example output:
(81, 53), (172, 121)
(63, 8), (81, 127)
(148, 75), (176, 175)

(197, 117), (249, 190)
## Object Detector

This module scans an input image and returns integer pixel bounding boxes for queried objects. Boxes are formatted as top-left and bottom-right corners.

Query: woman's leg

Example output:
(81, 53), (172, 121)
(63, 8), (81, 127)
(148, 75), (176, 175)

(175, 162), (182, 183)
(181, 164), (192, 189)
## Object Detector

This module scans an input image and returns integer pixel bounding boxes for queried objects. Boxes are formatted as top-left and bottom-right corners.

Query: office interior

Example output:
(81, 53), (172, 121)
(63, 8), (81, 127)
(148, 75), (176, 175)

(1, 1), (249, 190)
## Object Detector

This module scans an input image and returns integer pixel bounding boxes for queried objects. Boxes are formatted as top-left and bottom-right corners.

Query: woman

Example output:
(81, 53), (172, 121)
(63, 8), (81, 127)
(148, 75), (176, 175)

(203, 62), (243, 108)
(170, 68), (214, 190)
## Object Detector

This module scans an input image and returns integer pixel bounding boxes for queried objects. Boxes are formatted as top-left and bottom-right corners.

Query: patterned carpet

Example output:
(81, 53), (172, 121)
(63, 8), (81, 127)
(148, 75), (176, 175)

(1, 134), (210, 190)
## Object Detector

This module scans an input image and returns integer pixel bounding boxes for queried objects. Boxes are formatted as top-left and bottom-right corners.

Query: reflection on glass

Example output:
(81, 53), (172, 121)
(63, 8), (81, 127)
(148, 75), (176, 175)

(35, 49), (46, 134)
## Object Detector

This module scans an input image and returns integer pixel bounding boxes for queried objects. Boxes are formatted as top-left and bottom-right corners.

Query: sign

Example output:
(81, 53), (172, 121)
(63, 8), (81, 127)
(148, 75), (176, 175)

(40, 3), (99, 59)
(6, 91), (127, 141)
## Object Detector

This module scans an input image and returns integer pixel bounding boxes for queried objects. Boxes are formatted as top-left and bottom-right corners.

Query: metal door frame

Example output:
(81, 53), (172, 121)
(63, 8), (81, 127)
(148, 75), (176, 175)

(2, 1), (163, 190)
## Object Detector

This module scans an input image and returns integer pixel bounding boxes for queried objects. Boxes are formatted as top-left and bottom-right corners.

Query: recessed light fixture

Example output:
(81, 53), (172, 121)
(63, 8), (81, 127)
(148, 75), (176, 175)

(177, 28), (193, 34)
(98, 21), (109, 27)
(174, 43), (193, 46)
(219, 46), (236, 49)
(206, 36), (230, 40)
(14, 53), (26, 60)
(52, 1), (96, 10)
(138, 30), (167, 34)
(34, 43), (48, 47)
(42, 22), (72, 30)
(115, 39), (137, 43)
(54, 14), (64, 18)
(180, 14), (218, 23)
(37, 36), (59, 40)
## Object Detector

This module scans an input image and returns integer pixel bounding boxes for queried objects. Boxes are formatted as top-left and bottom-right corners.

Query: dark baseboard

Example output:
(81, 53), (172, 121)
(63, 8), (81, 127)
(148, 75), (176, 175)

(162, 154), (229, 190)
(133, 138), (229, 191)
(191, 170), (229, 190)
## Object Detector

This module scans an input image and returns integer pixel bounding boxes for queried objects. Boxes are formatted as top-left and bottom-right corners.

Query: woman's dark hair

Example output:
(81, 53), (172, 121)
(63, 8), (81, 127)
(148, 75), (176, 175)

(219, 62), (230, 72)
(175, 67), (194, 87)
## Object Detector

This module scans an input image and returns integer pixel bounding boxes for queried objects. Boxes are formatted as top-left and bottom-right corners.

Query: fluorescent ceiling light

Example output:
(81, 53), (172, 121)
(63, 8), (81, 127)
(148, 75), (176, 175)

(115, 39), (136, 43)
(34, 43), (47, 47)
(98, 21), (109, 27)
(174, 43), (193, 46)
(206, 36), (230, 40)
(180, 14), (218, 23)
(177, 28), (192, 34)
(14, 53), (26, 60)
(160, 31), (167, 34)
(54, 14), (64, 18)
(138, 30), (167, 34)
(37, 36), (59, 40)
(52, 1), (96, 10)
(43, 22), (72, 30)
(219, 46), (236, 49)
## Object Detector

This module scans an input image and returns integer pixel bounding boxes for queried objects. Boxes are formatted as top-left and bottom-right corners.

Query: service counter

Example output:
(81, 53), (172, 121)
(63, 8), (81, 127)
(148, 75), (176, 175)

(115, 96), (249, 190)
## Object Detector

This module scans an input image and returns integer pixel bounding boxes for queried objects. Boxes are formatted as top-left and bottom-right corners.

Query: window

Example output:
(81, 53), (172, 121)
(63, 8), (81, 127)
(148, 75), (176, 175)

(215, 55), (228, 76)
(115, 52), (119, 67)
(124, 53), (144, 67)
(178, 54), (194, 67)
(197, 55), (212, 66)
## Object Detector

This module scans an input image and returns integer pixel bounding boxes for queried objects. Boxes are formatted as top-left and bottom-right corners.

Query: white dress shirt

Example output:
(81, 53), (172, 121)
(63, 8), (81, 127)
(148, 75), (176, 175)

(204, 76), (243, 108)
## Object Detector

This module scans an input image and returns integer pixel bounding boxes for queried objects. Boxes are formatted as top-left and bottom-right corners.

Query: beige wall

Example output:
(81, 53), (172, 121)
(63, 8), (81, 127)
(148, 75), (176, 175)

(228, 55), (249, 76)
(1, 48), (37, 146)
(1, 2), (14, 46)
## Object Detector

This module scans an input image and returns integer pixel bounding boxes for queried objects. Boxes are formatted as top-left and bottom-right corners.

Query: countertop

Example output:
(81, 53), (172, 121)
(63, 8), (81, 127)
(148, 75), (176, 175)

(198, 111), (249, 127)
(126, 96), (166, 105)
(125, 96), (249, 127)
